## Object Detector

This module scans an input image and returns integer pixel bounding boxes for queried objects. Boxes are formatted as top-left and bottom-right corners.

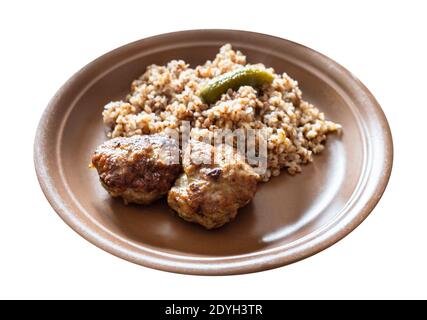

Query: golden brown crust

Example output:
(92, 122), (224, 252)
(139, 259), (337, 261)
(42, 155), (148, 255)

(92, 135), (181, 204)
(168, 141), (258, 229)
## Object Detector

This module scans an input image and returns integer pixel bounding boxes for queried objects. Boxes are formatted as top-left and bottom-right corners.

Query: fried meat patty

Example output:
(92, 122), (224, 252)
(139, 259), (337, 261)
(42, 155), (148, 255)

(167, 140), (259, 229)
(91, 135), (181, 204)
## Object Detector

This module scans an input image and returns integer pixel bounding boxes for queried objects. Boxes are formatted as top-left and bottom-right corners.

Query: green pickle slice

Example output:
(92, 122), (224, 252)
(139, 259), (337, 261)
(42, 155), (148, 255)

(200, 67), (274, 104)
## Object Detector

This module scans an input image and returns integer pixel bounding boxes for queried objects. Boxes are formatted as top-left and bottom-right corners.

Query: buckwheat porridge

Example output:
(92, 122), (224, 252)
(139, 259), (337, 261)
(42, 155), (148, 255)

(102, 44), (341, 182)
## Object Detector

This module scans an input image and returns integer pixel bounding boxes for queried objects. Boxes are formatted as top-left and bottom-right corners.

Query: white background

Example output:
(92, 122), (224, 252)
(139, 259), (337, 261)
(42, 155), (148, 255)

(1, 0), (426, 299)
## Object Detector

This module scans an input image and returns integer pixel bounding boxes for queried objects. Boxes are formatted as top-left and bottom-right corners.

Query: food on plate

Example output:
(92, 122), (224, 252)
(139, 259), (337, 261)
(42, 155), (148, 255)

(91, 134), (181, 204)
(102, 44), (341, 181)
(200, 67), (274, 104)
(167, 140), (259, 229)
(93, 44), (342, 228)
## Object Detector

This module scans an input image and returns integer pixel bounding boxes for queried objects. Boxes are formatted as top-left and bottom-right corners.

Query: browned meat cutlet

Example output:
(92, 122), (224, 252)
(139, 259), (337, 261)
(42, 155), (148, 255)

(167, 140), (259, 229)
(91, 135), (181, 205)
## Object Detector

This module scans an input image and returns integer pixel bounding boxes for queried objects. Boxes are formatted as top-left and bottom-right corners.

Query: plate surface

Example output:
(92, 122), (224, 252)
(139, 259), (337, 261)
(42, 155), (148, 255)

(34, 30), (393, 275)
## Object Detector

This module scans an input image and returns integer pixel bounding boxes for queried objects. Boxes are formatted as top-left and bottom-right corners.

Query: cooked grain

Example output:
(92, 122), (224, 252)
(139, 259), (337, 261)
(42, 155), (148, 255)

(102, 44), (341, 181)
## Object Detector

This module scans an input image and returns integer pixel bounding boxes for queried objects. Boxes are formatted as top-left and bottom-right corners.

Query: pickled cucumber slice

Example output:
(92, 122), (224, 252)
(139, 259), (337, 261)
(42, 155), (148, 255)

(200, 67), (274, 104)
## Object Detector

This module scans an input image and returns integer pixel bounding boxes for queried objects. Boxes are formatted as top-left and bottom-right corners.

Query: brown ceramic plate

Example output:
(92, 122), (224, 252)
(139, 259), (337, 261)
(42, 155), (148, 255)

(34, 30), (393, 275)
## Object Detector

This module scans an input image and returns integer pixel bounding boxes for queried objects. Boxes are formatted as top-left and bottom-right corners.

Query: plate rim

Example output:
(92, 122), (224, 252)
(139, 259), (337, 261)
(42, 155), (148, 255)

(34, 29), (393, 275)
